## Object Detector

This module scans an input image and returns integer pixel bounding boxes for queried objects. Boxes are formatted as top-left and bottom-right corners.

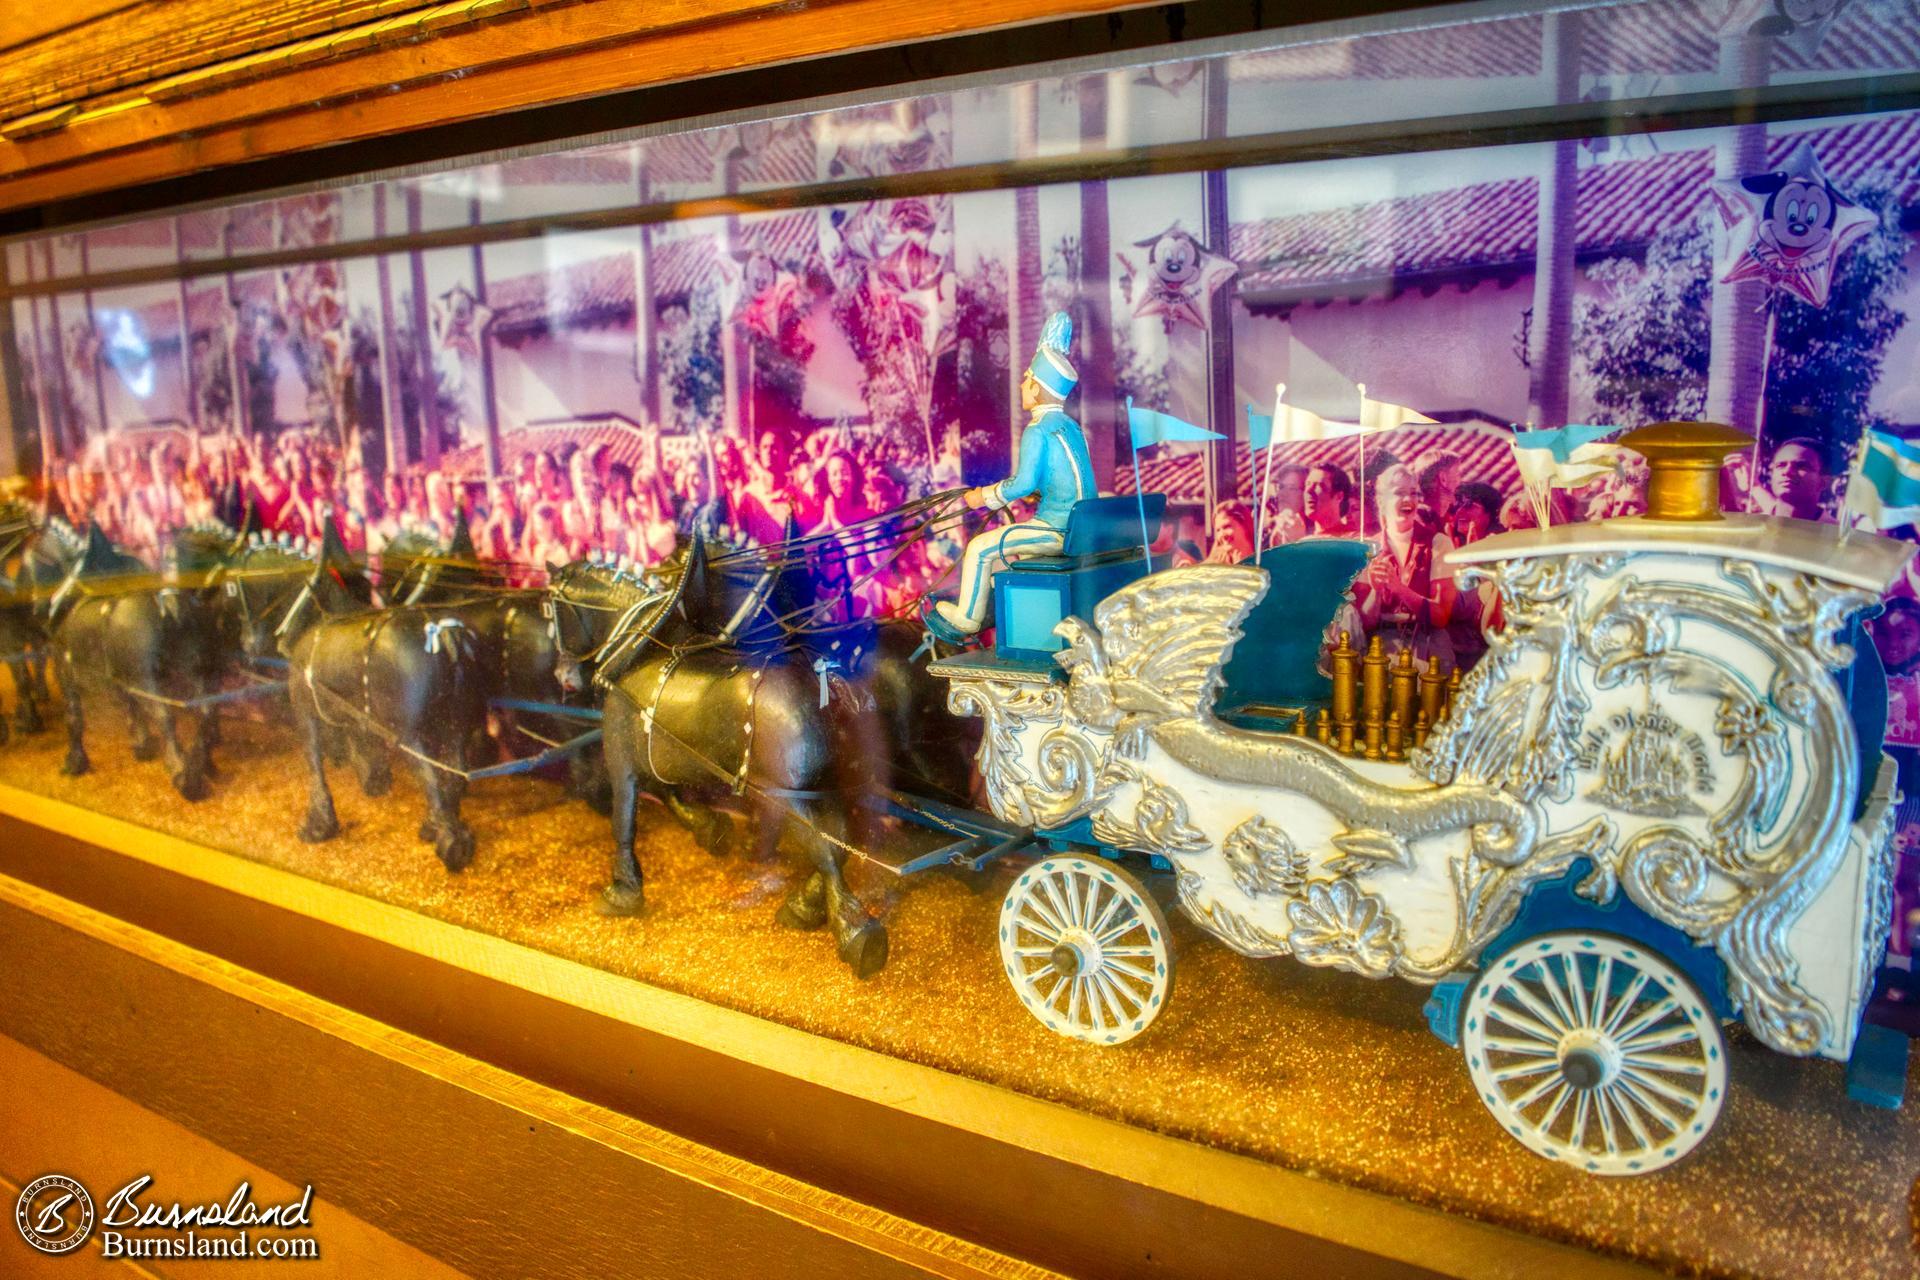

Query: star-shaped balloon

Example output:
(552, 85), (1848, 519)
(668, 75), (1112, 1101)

(1122, 223), (1238, 333)
(1708, 140), (1876, 309)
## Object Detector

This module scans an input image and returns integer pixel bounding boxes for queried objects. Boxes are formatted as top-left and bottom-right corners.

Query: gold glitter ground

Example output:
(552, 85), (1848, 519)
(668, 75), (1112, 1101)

(3, 708), (1918, 1279)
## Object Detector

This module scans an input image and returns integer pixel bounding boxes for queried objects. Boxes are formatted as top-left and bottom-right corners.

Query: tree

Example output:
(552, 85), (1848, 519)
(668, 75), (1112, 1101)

(1574, 175), (1908, 454)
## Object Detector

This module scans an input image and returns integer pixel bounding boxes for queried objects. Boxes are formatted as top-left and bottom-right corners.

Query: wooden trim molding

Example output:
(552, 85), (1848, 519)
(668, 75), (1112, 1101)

(0, 0), (1160, 216)
(0, 784), (1662, 1280)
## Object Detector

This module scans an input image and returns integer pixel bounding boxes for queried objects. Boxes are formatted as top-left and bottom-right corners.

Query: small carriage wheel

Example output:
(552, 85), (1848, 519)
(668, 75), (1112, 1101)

(1463, 932), (1727, 1176)
(999, 855), (1173, 1045)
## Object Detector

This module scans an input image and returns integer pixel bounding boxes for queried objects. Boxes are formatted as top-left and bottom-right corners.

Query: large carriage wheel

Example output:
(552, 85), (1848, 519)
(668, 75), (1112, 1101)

(1463, 932), (1727, 1175)
(999, 855), (1173, 1045)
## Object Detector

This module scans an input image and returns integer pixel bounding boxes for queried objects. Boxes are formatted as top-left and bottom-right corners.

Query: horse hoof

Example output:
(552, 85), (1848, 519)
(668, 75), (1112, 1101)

(418, 819), (438, 844)
(839, 921), (889, 979)
(172, 771), (210, 803)
(299, 812), (339, 843)
(437, 829), (476, 873)
(131, 740), (161, 762)
(61, 750), (90, 777)
(775, 896), (828, 932)
(597, 883), (646, 917)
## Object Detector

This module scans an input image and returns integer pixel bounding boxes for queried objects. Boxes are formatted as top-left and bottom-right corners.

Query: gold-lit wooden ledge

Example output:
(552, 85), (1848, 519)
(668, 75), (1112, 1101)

(0, 785), (1657, 1279)
(0, 0), (1160, 215)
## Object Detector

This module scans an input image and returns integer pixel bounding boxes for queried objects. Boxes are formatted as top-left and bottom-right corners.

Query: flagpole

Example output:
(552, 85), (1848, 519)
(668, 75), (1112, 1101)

(1127, 397), (1153, 568)
(1837, 426), (1871, 542)
(1254, 383), (1284, 566)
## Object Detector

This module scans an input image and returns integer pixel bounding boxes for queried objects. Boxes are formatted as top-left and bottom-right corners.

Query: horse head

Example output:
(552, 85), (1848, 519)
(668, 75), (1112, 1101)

(544, 555), (673, 694)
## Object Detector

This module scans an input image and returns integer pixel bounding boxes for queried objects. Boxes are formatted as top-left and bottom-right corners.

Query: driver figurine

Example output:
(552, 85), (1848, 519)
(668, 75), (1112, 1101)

(934, 310), (1095, 638)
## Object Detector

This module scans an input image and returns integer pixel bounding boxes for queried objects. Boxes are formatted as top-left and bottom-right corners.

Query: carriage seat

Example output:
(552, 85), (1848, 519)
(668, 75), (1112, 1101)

(1214, 538), (1371, 731)
(992, 495), (1167, 662)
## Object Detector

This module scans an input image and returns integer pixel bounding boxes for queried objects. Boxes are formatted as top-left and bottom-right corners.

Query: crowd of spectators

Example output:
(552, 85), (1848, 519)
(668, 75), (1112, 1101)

(48, 419), (963, 622)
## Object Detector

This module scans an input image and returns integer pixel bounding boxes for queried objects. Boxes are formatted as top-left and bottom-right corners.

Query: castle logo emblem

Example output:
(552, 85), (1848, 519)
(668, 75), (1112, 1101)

(1575, 705), (1716, 818)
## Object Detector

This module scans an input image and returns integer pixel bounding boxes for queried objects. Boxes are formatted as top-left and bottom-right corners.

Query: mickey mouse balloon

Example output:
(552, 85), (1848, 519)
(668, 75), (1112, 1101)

(1708, 139), (1876, 309)
(1123, 222), (1238, 332)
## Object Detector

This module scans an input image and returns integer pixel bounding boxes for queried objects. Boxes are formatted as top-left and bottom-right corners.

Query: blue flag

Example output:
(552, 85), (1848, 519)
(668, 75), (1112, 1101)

(1247, 404), (1274, 452)
(1512, 423), (1618, 464)
(1128, 397), (1224, 449)
(1853, 429), (1920, 527)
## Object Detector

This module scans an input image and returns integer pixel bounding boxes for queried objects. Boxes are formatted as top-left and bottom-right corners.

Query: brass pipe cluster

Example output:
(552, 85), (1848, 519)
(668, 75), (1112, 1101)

(1307, 630), (1458, 759)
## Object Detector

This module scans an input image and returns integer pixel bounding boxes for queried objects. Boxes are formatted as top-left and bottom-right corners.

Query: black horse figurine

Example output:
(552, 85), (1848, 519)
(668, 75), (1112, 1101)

(284, 521), (558, 871)
(549, 529), (969, 978)
(48, 521), (242, 799)
(0, 507), (81, 743)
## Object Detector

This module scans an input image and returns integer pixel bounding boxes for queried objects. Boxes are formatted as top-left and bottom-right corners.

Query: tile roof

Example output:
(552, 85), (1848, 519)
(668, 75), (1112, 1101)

(1114, 423), (1520, 504)
(1234, 113), (1920, 297)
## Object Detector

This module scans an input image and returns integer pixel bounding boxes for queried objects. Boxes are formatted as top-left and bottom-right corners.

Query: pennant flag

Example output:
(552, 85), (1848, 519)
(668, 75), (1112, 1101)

(1850, 429), (1920, 529)
(1512, 424), (1623, 527)
(1512, 423), (1619, 464)
(1127, 397), (1224, 449)
(1247, 404), (1274, 452)
(1357, 385), (1437, 431)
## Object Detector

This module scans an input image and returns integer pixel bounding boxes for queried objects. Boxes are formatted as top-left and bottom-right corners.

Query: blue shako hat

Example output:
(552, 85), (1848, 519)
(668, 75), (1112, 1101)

(1028, 311), (1078, 401)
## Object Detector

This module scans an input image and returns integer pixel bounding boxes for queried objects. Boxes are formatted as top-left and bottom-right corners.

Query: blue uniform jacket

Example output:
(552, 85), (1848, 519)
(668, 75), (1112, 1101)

(989, 407), (1097, 529)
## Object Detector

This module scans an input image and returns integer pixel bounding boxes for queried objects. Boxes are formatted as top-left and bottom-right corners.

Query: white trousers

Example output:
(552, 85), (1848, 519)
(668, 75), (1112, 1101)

(952, 519), (1065, 630)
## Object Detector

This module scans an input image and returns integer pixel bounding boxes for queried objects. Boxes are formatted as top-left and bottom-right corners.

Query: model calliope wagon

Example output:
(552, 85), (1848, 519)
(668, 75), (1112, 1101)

(931, 423), (1912, 1176)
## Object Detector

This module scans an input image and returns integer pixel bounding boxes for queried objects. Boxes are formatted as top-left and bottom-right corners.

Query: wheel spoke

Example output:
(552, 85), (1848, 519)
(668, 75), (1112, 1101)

(1087, 886), (1126, 939)
(1594, 1085), (1620, 1156)
(1018, 898), (1066, 940)
(1100, 944), (1158, 957)
(1511, 1070), (1566, 1112)
(1066, 974), (1085, 1028)
(1482, 1033), (1556, 1056)
(1092, 968), (1136, 1020)
(1558, 955), (1589, 1029)
(1484, 1001), (1560, 1044)
(1491, 1058), (1559, 1084)
(1537, 1080), (1575, 1133)
(1039, 875), (1076, 937)
(1620, 1024), (1702, 1055)
(1103, 956), (1157, 985)
(1621, 1052), (1708, 1076)
(1611, 996), (1679, 1046)
(1613, 1072), (1688, 1131)
(1589, 955), (1614, 1029)
(1501, 976), (1571, 1036)
(1536, 958), (1582, 1032)
(1570, 1090), (1593, 1151)
(1012, 945), (1058, 957)
(1618, 1065), (1703, 1117)
(1601, 972), (1651, 1035)
(1097, 913), (1145, 946)
(1602, 1082), (1655, 1152)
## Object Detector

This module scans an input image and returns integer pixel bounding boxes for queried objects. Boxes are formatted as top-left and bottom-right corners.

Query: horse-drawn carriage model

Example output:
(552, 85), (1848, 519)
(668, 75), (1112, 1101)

(6, 419), (1913, 1178)
(930, 422), (1914, 1175)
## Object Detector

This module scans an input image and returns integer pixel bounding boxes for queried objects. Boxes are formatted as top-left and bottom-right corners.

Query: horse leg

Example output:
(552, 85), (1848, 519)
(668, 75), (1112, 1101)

(412, 743), (474, 873)
(350, 730), (391, 797)
(664, 788), (729, 855)
(154, 701), (209, 802)
(598, 769), (646, 916)
(570, 746), (613, 816)
(59, 653), (88, 776)
(123, 692), (160, 761)
(9, 655), (40, 734)
(800, 800), (887, 978)
(294, 699), (339, 842)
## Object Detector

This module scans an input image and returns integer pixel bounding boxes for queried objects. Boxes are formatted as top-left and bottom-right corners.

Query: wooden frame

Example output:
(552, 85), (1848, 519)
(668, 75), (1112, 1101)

(0, 784), (1660, 1279)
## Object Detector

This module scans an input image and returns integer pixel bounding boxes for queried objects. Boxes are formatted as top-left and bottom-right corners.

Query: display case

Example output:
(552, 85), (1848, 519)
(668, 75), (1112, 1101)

(3, 0), (1920, 1275)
